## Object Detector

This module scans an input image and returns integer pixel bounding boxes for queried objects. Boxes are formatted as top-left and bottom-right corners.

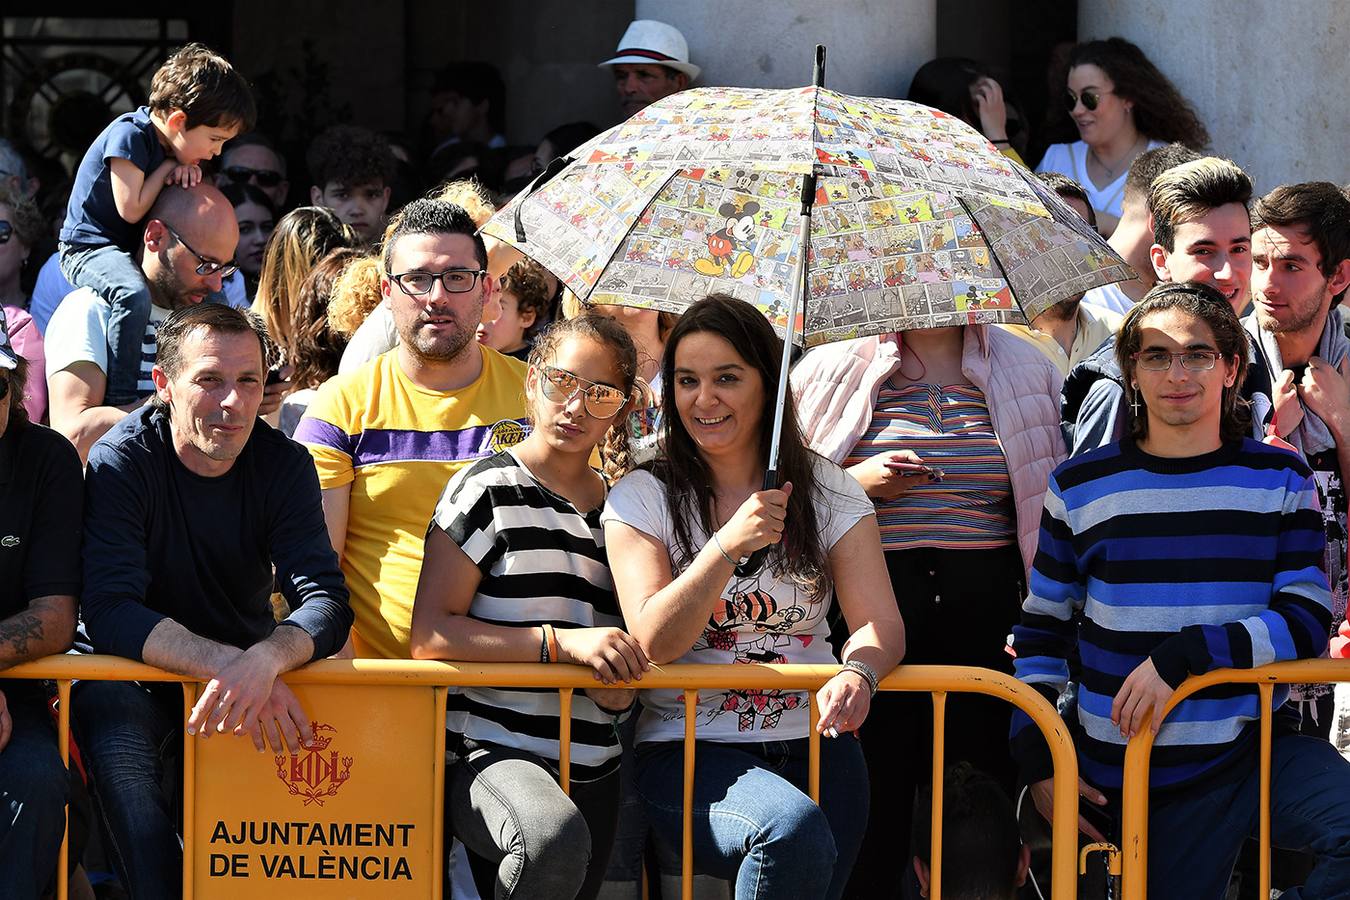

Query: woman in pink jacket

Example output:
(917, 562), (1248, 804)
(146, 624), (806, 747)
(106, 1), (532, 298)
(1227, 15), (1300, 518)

(791, 321), (1065, 898)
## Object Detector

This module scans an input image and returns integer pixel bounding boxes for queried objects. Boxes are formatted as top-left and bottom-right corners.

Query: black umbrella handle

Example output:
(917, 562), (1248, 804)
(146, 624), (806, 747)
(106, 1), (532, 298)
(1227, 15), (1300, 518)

(734, 468), (780, 578)
(513, 155), (574, 243)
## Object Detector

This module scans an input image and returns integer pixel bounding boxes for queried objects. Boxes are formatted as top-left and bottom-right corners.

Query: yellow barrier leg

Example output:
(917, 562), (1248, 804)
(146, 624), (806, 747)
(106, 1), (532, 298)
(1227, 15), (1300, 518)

(432, 686), (448, 900)
(808, 690), (820, 804)
(1259, 683), (1273, 900)
(682, 689), (696, 900)
(560, 688), (573, 797)
(931, 692), (947, 900)
(181, 684), (197, 900)
(57, 680), (71, 900)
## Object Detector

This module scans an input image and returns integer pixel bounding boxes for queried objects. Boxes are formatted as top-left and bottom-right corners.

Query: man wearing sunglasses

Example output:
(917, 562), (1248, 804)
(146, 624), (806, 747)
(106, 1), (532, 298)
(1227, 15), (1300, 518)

(46, 184), (286, 462)
(295, 198), (528, 662)
(214, 131), (289, 210)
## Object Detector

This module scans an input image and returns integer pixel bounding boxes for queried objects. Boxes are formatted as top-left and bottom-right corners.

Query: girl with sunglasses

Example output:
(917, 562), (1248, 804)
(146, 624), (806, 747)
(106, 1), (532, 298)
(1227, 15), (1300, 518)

(411, 314), (647, 900)
(1037, 37), (1207, 238)
(602, 294), (904, 899)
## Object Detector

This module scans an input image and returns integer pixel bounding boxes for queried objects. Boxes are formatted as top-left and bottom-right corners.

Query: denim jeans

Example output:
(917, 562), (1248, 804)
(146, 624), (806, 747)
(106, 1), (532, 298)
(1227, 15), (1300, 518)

(1148, 734), (1350, 899)
(446, 739), (621, 900)
(636, 735), (869, 900)
(71, 680), (183, 900)
(59, 242), (154, 405)
(0, 684), (69, 900)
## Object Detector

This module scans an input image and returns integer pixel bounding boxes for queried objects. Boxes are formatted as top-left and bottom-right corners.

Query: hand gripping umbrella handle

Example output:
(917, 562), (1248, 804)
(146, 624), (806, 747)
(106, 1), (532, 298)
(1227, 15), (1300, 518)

(734, 468), (780, 578)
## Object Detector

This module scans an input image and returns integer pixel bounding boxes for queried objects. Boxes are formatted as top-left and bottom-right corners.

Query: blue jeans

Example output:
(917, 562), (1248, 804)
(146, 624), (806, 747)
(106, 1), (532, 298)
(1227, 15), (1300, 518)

(72, 680), (183, 900)
(59, 242), (153, 405)
(1148, 734), (1350, 899)
(0, 684), (69, 900)
(636, 736), (869, 900)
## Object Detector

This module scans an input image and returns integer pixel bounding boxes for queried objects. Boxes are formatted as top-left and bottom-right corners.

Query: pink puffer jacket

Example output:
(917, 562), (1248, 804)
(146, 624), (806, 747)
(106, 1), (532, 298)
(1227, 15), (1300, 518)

(790, 325), (1066, 577)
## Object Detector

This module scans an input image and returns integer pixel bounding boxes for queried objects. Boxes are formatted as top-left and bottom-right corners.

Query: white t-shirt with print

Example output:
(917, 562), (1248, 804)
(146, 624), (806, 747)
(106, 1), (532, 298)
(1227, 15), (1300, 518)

(601, 457), (873, 744)
(44, 287), (169, 397)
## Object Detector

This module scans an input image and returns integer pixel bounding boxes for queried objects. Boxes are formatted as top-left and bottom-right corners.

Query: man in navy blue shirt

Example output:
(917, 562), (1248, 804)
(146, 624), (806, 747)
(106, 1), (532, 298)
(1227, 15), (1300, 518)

(72, 303), (351, 900)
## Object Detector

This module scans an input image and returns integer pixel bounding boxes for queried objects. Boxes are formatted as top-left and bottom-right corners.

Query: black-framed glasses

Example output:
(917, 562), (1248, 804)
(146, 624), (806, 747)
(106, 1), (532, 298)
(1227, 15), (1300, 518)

(221, 165), (284, 188)
(386, 269), (486, 296)
(162, 224), (239, 278)
(0, 221), (11, 244)
(1065, 88), (1114, 112)
(538, 364), (627, 419)
(1131, 350), (1223, 372)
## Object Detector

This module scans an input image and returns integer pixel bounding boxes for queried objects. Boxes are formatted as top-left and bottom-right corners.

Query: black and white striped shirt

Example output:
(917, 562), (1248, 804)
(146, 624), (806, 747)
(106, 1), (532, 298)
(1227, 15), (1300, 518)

(430, 450), (625, 781)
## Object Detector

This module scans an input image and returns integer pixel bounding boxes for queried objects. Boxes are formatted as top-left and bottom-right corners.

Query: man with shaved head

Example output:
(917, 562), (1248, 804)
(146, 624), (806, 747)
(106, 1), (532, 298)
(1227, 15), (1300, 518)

(46, 183), (285, 461)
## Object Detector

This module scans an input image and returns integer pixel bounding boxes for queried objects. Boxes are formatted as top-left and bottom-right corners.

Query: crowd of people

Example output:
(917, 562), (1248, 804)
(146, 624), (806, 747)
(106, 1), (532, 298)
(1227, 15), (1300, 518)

(0, 17), (1348, 900)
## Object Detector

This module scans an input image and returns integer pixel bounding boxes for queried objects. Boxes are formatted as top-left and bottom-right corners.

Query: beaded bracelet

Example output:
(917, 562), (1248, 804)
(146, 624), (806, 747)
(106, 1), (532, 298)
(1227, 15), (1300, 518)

(841, 659), (880, 697)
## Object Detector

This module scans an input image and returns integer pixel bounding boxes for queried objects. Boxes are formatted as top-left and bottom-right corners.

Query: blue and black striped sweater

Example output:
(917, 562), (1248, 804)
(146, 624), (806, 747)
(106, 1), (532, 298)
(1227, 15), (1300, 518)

(1010, 437), (1331, 791)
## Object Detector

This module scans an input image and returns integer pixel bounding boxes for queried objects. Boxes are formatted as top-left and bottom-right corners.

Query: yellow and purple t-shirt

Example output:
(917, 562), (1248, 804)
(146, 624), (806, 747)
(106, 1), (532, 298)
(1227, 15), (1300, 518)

(295, 346), (527, 659)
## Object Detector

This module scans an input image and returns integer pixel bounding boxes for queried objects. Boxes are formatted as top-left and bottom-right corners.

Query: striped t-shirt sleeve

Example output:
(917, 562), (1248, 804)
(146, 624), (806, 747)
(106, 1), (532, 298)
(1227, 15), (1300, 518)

(432, 470), (505, 576)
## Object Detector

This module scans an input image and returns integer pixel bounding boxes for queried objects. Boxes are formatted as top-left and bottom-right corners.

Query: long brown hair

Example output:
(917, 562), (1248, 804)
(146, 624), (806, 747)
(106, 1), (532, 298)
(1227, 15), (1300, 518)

(1116, 281), (1251, 443)
(647, 294), (830, 598)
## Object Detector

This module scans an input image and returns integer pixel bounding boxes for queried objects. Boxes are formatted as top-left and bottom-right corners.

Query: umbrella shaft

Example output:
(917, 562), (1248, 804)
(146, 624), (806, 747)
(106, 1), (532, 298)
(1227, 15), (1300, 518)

(765, 199), (814, 476)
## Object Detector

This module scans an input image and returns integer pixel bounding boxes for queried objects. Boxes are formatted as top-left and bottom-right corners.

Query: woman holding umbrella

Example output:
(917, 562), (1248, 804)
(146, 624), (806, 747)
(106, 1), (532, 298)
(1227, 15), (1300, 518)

(792, 314), (1065, 896)
(603, 294), (904, 899)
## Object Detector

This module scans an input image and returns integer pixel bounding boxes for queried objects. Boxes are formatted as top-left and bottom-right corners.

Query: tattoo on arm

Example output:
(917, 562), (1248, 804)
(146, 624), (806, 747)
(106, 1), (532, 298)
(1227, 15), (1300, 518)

(0, 613), (43, 658)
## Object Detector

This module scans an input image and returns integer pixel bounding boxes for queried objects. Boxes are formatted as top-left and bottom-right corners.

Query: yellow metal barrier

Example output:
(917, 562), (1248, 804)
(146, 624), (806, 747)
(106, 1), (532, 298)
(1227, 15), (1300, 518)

(5, 656), (1081, 900)
(1119, 659), (1350, 898)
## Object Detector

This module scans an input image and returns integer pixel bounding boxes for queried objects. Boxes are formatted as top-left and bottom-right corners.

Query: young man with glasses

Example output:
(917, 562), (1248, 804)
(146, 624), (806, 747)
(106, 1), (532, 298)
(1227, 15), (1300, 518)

(46, 184), (285, 462)
(1013, 281), (1350, 898)
(214, 131), (289, 210)
(295, 198), (528, 661)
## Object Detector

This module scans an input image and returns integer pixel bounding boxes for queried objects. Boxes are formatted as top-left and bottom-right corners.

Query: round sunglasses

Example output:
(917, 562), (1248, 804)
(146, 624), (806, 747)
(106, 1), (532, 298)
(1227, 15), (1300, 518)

(1064, 88), (1115, 112)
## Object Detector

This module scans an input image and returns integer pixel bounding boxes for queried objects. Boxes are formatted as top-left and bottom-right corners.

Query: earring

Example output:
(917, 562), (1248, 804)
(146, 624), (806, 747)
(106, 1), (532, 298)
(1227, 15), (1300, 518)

(1130, 384), (1141, 417)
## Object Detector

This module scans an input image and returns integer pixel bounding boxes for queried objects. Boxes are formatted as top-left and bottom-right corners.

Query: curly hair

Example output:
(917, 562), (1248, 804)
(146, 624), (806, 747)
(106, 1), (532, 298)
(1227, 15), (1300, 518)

(289, 248), (361, 390)
(429, 178), (497, 227)
(501, 259), (553, 335)
(0, 182), (46, 248)
(1049, 38), (1208, 149)
(326, 254), (383, 337)
(306, 125), (397, 190)
(149, 42), (256, 131)
(525, 315), (638, 485)
(252, 207), (360, 349)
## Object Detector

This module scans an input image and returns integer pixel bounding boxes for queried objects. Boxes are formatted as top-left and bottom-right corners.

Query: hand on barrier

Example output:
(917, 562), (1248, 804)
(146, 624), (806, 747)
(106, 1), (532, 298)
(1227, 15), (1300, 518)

(555, 627), (651, 685)
(1029, 775), (1109, 843)
(816, 668), (871, 737)
(716, 482), (793, 559)
(167, 164), (203, 188)
(187, 643), (291, 746)
(1111, 657), (1174, 738)
(250, 679), (313, 754)
(0, 688), (10, 753)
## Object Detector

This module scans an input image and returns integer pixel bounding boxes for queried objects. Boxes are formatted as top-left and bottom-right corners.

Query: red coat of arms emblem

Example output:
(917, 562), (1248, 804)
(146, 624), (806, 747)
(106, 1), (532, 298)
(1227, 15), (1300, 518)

(274, 723), (353, 806)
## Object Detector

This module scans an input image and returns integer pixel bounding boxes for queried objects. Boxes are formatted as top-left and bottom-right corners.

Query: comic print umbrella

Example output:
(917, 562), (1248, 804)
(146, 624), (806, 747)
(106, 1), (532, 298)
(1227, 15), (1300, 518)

(484, 46), (1131, 567)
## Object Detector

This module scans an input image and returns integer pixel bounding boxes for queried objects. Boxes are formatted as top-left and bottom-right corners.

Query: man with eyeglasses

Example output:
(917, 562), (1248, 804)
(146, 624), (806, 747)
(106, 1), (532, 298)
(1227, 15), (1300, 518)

(45, 184), (287, 462)
(1012, 281), (1350, 898)
(214, 131), (289, 210)
(295, 198), (528, 661)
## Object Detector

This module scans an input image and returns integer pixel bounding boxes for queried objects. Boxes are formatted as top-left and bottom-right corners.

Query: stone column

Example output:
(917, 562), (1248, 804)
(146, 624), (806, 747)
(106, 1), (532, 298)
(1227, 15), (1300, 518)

(1078, 0), (1350, 190)
(636, 0), (937, 99)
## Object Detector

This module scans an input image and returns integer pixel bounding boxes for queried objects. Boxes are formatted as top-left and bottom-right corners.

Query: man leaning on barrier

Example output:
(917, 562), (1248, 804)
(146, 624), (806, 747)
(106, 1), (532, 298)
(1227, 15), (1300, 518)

(0, 327), (83, 900)
(1010, 281), (1350, 899)
(72, 304), (353, 900)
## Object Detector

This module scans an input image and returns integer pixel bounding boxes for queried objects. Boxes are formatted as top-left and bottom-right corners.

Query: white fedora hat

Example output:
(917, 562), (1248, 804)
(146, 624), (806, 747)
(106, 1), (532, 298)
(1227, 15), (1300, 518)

(600, 19), (700, 81)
